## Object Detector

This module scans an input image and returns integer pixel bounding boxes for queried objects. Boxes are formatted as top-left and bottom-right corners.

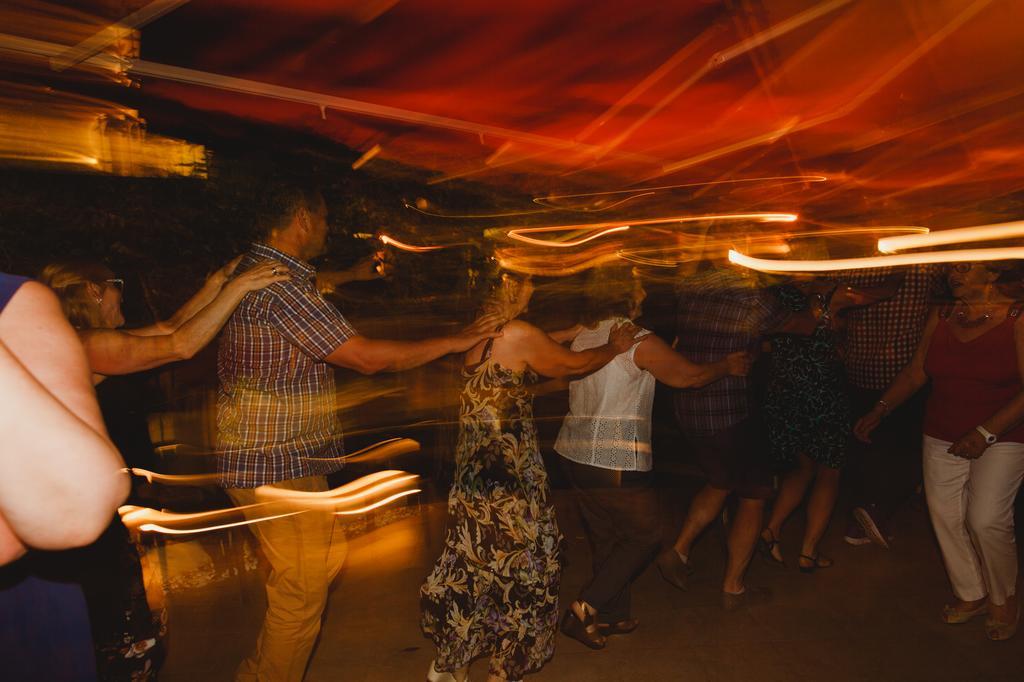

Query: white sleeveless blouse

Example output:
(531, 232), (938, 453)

(554, 318), (655, 472)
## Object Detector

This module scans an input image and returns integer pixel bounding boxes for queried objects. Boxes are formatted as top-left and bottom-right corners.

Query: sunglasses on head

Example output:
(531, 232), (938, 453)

(105, 278), (125, 292)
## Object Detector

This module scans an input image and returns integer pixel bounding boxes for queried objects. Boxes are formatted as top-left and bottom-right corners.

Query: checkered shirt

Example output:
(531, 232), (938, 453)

(673, 267), (789, 436)
(216, 243), (358, 488)
(842, 265), (942, 390)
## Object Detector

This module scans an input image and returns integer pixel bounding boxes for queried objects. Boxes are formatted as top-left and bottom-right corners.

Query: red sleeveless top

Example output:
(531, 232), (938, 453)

(923, 305), (1024, 443)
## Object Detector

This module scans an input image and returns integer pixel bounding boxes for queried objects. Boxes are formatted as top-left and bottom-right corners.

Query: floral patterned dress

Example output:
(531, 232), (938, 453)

(421, 355), (563, 680)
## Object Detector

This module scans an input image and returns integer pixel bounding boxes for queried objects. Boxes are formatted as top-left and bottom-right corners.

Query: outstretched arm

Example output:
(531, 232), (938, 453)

(513, 320), (638, 378)
(130, 256), (244, 336)
(634, 334), (750, 388)
(83, 260), (290, 375)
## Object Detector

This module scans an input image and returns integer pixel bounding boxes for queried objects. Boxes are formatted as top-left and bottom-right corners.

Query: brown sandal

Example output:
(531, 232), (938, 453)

(560, 603), (606, 649)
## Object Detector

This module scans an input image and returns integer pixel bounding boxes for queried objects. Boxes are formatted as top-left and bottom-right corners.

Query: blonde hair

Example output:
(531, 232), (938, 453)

(38, 260), (114, 330)
(481, 272), (529, 323)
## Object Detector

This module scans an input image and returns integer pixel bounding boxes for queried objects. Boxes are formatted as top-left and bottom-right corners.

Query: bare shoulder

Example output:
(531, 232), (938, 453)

(501, 319), (543, 340)
(6, 280), (59, 307)
(633, 332), (669, 363)
(0, 280), (63, 327)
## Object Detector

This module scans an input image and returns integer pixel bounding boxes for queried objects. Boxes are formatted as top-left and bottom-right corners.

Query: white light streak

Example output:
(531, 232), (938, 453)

(878, 221), (1024, 253)
(728, 246), (1024, 273)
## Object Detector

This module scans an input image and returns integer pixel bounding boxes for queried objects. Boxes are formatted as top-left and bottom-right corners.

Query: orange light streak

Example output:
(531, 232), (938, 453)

(878, 221), (1024, 253)
(379, 234), (443, 252)
(351, 143), (381, 170)
(502, 213), (798, 248)
(536, 176), (827, 205)
(136, 511), (305, 536)
(128, 468), (220, 486)
(728, 246), (1024, 273)
(335, 489), (421, 515)
(120, 471), (420, 535)
(506, 225), (631, 248)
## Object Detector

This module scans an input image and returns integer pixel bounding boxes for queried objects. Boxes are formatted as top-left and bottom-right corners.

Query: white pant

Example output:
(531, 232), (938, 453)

(922, 435), (1024, 605)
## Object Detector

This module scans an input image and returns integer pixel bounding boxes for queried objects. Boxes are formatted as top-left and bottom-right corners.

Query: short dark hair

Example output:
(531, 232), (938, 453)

(254, 180), (323, 239)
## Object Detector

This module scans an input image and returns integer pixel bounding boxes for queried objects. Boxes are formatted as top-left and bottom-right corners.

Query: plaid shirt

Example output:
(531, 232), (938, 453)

(216, 243), (358, 488)
(842, 265), (942, 390)
(673, 267), (789, 436)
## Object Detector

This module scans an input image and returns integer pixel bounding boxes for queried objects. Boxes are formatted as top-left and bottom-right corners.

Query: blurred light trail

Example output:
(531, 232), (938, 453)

(404, 201), (552, 219)
(49, 0), (190, 72)
(617, 226), (927, 267)
(130, 439), (419, 485)
(257, 471), (419, 507)
(507, 225), (631, 248)
(121, 505), (304, 536)
(878, 221), (1024, 253)
(729, 246), (1024, 273)
(595, 0), (855, 158)
(536, 176), (827, 206)
(0, 79), (206, 175)
(351, 143), (381, 170)
(339, 437), (420, 464)
(654, 0), (994, 179)
(574, 33), (713, 144)
(128, 468), (220, 486)
(496, 244), (623, 276)
(335, 489), (421, 516)
(2, 32), (659, 165)
(379, 234), (443, 252)
(120, 471), (420, 535)
(502, 212), (797, 247)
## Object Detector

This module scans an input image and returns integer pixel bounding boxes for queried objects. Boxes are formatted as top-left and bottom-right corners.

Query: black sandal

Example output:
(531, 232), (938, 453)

(758, 530), (786, 567)
(560, 604), (606, 650)
(798, 552), (834, 574)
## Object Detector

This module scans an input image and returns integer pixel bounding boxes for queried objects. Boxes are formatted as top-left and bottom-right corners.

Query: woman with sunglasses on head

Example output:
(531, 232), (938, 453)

(40, 257), (288, 382)
(38, 256), (288, 680)
(854, 260), (1024, 641)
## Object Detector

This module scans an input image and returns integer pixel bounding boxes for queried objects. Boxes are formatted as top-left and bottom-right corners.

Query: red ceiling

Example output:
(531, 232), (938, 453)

(20, 0), (1024, 226)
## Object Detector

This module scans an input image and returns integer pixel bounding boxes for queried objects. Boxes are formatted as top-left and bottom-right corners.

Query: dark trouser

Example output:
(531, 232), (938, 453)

(562, 459), (661, 622)
(847, 385), (927, 521)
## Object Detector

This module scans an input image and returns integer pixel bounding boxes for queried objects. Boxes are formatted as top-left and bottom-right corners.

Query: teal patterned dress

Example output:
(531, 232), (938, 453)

(764, 285), (851, 470)
(421, 357), (562, 680)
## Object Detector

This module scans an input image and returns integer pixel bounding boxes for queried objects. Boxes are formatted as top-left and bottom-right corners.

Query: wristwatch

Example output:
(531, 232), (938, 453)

(975, 425), (998, 445)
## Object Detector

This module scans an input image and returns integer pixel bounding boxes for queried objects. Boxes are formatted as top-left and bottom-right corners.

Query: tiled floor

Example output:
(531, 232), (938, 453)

(155, 481), (1024, 681)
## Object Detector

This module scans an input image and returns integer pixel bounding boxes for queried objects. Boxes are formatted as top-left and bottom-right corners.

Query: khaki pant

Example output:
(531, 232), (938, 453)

(923, 435), (1024, 605)
(227, 476), (347, 682)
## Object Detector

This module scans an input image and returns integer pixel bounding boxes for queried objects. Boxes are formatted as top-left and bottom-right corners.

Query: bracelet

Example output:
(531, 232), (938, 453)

(876, 399), (890, 415)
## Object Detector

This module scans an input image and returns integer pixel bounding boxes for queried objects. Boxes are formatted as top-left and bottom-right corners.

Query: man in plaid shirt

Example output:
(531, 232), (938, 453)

(217, 183), (496, 682)
(842, 265), (943, 548)
(657, 264), (801, 610)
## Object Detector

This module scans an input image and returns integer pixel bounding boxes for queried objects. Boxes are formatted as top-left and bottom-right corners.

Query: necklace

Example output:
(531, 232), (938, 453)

(955, 303), (992, 328)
